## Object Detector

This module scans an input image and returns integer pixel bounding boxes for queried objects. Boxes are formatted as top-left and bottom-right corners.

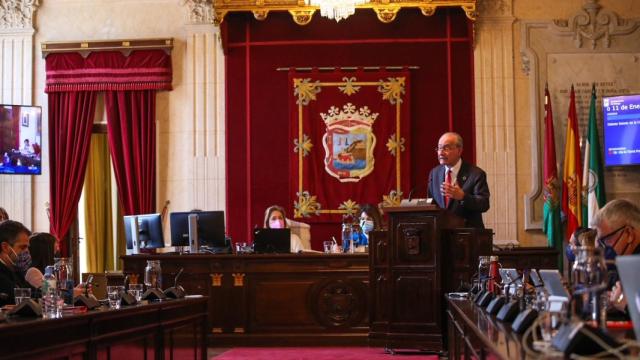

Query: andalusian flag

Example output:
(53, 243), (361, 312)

(542, 84), (562, 248)
(582, 84), (606, 226)
(562, 85), (583, 239)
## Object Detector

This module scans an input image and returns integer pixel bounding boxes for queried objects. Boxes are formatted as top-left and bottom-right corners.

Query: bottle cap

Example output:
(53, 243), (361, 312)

(490, 255), (499, 262)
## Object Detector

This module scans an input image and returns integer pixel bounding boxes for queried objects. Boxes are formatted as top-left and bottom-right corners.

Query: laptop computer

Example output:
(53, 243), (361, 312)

(615, 255), (640, 340)
(253, 228), (291, 254)
(539, 269), (571, 308)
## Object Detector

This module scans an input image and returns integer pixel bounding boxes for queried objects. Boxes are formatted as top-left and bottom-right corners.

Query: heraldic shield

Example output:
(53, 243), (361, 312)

(322, 103), (377, 182)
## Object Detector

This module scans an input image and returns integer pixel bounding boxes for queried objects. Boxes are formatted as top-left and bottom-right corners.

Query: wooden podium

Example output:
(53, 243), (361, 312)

(368, 205), (492, 352)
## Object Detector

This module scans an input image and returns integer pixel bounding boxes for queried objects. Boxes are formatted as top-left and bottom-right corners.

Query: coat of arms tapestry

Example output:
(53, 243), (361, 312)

(289, 70), (411, 220)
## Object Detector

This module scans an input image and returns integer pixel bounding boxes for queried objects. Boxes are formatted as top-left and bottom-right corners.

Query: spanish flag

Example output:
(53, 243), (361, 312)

(562, 85), (582, 239)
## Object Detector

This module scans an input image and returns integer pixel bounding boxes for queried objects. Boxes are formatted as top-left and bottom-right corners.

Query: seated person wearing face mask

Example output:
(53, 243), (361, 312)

(264, 205), (304, 253)
(0, 220), (32, 306)
(345, 204), (383, 252)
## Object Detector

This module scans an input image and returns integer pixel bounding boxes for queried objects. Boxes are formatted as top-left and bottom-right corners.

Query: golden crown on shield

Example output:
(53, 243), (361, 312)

(320, 103), (378, 127)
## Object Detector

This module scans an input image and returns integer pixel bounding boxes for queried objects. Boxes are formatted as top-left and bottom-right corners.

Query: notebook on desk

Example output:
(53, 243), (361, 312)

(615, 255), (640, 340)
(253, 228), (291, 254)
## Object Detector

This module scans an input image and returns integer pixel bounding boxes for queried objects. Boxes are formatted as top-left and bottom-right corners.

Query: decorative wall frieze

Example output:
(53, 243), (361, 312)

(182, 0), (215, 25)
(0, 0), (39, 30)
(551, 0), (640, 49)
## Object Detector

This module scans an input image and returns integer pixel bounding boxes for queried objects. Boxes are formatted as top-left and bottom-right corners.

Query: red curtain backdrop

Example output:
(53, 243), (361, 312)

(45, 51), (172, 92)
(105, 90), (157, 215)
(289, 70), (411, 222)
(223, 9), (475, 248)
(45, 50), (172, 255)
(47, 91), (97, 256)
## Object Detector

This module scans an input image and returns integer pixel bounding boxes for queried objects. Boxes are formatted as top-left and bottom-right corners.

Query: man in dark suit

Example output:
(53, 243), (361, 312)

(427, 132), (490, 228)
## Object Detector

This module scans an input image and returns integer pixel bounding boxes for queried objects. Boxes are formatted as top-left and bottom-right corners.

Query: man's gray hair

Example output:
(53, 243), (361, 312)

(590, 199), (640, 229)
(441, 132), (464, 148)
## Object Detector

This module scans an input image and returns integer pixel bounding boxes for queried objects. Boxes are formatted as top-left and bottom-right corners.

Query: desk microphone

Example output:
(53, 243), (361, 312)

(407, 183), (426, 202)
(174, 267), (184, 288)
(164, 267), (186, 299)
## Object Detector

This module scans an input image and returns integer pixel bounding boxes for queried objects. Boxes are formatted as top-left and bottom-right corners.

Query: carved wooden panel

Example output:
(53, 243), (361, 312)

(393, 272), (438, 327)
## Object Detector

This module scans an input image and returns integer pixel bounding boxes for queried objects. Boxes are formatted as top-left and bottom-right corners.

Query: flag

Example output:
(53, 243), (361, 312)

(562, 85), (583, 240)
(582, 84), (606, 226)
(542, 84), (562, 249)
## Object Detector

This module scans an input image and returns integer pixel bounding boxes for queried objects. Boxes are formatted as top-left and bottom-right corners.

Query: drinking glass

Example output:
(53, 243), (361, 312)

(14, 288), (31, 304)
(128, 283), (144, 301)
(323, 241), (332, 254)
(539, 299), (569, 342)
(235, 242), (247, 254)
(107, 286), (124, 309)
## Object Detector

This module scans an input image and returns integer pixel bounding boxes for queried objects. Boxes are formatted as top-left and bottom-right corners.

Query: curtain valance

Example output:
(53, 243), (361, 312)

(45, 50), (172, 92)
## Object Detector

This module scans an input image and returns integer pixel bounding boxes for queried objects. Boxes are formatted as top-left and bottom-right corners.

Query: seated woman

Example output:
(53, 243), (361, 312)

(264, 205), (304, 253)
(345, 204), (383, 251)
(29, 232), (57, 274)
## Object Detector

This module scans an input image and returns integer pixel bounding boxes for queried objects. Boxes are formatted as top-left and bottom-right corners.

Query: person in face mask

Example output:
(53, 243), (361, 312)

(263, 205), (304, 253)
(0, 220), (32, 306)
(345, 204), (383, 252)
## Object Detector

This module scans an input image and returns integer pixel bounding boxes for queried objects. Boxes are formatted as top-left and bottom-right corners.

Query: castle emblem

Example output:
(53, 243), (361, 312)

(321, 103), (377, 182)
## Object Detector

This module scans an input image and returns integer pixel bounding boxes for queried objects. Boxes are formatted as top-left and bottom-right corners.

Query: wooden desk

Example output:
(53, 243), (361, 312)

(447, 297), (636, 360)
(122, 253), (369, 346)
(447, 297), (530, 360)
(0, 297), (208, 360)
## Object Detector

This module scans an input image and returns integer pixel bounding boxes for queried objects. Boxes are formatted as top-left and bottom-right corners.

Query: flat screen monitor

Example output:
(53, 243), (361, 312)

(602, 94), (640, 166)
(124, 213), (165, 249)
(170, 211), (225, 248)
(0, 104), (43, 175)
(253, 228), (291, 254)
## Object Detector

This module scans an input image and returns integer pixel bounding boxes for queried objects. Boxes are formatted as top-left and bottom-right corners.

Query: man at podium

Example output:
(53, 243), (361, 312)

(427, 132), (490, 228)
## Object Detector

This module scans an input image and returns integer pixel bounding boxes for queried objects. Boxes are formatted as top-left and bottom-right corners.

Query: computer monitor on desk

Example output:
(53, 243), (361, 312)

(253, 228), (290, 254)
(170, 211), (227, 253)
(124, 214), (164, 253)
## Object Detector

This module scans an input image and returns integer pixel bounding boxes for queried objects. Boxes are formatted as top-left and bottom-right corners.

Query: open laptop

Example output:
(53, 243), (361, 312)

(615, 255), (640, 340)
(253, 228), (291, 254)
(539, 269), (571, 308)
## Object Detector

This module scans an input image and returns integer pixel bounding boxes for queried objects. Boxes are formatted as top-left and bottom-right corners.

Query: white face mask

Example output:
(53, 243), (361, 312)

(269, 219), (284, 229)
(360, 219), (374, 233)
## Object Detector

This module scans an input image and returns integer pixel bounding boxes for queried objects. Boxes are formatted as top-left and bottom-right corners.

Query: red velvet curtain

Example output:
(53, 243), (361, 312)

(45, 50), (171, 255)
(48, 91), (97, 256)
(105, 90), (157, 215)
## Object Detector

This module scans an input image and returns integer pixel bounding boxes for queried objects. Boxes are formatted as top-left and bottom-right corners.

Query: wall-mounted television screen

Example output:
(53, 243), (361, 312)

(602, 94), (640, 167)
(0, 104), (42, 175)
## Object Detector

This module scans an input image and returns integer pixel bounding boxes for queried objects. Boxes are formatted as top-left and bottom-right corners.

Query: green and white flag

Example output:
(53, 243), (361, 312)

(582, 84), (606, 226)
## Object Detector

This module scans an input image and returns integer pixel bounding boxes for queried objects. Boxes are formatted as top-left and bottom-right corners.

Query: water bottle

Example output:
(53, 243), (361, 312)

(488, 256), (501, 294)
(42, 266), (60, 319)
(144, 260), (163, 289)
(341, 215), (353, 253)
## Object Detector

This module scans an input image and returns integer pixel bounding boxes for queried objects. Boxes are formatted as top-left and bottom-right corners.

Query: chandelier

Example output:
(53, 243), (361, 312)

(306, 0), (369, 22)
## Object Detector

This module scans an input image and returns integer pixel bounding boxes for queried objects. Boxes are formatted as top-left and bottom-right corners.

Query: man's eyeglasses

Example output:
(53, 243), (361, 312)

(435, 144), (459, 152)
(597, 225), (627, 247)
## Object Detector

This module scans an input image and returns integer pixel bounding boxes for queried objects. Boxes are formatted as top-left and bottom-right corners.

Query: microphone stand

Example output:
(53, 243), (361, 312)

(120, 274), (138, 306)
(164, 267), (186, 299)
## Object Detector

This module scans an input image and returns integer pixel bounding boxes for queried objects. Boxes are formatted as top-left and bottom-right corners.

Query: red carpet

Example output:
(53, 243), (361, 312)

(213, 347), (439, 360)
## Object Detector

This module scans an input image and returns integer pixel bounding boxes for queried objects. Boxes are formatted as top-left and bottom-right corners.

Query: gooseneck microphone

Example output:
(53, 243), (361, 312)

(174, 267), (184, 287)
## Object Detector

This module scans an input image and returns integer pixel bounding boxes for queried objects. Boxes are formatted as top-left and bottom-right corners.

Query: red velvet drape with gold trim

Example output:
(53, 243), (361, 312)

(45, 50), (171, 255)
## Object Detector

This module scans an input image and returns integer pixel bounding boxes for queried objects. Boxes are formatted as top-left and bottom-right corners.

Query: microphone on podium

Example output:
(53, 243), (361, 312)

(401, 183), (432, 206)
(25, 267), (44, 288)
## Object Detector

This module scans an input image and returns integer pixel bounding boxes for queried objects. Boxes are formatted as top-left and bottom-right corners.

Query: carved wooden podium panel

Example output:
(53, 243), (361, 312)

(369, 205), (492, 351)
